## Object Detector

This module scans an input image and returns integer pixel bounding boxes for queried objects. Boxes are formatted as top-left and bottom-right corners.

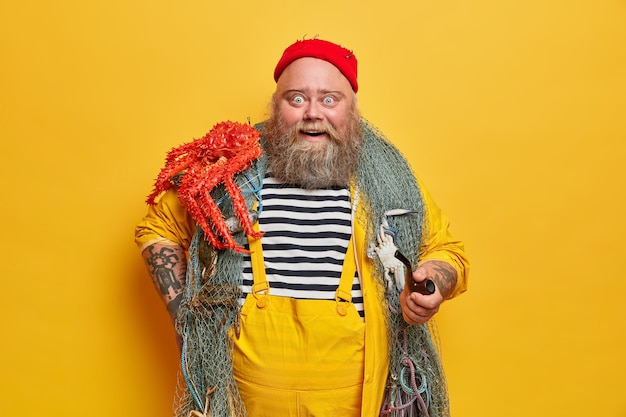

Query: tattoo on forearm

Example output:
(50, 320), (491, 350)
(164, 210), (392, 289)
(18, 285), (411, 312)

(145, 246), (185, 302)
(429, 261), (457, 299)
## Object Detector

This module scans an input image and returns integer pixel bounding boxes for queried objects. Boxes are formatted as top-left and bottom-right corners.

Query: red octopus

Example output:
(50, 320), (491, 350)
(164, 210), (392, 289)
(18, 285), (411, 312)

(147, 121), (264, 253)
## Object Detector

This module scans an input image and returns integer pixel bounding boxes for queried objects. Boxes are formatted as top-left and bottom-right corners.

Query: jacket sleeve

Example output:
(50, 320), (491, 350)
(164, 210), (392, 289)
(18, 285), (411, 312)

(416, 176), (469, 299)
(134, 189), (196, 252)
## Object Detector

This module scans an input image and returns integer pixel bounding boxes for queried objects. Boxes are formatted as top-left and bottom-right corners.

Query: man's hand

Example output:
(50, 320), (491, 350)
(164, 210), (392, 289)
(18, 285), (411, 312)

(399, 260), (457, 324)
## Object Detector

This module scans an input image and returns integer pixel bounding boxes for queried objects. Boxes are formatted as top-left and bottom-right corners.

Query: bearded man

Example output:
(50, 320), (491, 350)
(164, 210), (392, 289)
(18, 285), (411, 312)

(136, 38), (469, 417)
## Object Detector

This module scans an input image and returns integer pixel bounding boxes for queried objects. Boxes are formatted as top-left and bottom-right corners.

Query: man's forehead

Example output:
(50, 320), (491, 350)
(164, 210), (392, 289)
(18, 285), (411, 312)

(275, 58), (353, 95)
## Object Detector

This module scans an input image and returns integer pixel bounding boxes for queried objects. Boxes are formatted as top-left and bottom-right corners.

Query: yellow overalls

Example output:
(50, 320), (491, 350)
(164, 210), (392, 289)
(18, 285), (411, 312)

(135, 183), (467, 416)
(231, 230), (366, 416)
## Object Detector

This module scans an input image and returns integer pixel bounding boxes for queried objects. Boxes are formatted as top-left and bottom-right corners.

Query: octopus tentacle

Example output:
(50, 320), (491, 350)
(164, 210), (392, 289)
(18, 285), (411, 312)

(146, 158), (193, 204)
(178, 189), (224, 251)
(198, 185), (243, 252)
(182, 164), (234, 250)
(146, 121), (263, 253)
(223, 176), (263, 241)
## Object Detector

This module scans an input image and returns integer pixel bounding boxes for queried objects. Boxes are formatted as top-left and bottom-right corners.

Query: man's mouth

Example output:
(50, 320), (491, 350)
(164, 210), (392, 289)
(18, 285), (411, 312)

(301, 130), (325, 137)
(299, 130), (329, 142)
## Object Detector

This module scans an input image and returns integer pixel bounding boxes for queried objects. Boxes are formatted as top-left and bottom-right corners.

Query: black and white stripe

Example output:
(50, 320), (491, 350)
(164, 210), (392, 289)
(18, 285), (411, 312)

(242, 176), (365, 317)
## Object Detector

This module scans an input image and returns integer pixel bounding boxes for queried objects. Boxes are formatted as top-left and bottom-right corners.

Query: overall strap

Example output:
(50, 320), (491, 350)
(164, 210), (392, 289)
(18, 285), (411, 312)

(246, 221), (357, 315)
(246, 219), (270, 308)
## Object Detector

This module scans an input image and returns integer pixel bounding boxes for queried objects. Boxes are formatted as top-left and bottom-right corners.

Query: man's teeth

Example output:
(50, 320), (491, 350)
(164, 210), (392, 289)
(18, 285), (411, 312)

(303, 131), (324, 136)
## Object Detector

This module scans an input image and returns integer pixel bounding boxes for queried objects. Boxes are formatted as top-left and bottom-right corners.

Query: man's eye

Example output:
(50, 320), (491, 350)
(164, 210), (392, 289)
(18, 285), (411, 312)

(323, 97), (335, 105)
(292, 96), (304, 104)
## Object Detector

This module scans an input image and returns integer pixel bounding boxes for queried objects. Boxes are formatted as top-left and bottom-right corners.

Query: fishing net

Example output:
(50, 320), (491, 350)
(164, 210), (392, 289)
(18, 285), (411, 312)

(169, 120), (449, 417)
(354, 120), (450, 417)
(172, 166), (263, 417)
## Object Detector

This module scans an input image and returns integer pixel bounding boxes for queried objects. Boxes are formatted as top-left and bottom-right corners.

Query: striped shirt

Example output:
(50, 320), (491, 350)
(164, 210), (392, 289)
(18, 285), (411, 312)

(242, 175), (365, 317)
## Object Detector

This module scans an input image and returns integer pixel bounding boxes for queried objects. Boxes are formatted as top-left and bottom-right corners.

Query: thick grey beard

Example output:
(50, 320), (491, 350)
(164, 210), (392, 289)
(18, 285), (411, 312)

(263, 106), (363, 189)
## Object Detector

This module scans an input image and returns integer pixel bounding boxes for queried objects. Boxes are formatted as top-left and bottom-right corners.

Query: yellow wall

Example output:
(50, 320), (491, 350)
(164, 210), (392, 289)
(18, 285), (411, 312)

(1, 1), (624, 416)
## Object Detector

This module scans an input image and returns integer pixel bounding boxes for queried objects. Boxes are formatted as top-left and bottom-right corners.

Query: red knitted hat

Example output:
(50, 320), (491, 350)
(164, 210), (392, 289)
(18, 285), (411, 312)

(274, 38), (358, 92)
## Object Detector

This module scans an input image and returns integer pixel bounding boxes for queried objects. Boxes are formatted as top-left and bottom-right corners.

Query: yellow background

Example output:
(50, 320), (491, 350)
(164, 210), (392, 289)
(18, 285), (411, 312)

(1, 0), (625, 416)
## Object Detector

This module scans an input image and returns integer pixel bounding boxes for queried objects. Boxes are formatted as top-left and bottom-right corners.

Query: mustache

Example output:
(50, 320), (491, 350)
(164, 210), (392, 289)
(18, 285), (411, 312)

(288, 121), (343, 144)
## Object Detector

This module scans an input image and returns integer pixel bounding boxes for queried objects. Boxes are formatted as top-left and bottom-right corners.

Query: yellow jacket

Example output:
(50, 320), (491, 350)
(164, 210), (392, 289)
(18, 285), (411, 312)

(135, 175), (468, 415)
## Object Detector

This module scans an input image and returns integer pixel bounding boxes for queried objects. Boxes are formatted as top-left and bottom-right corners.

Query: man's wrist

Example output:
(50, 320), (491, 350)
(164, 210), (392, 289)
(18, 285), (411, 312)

(166, 295), (182, 322)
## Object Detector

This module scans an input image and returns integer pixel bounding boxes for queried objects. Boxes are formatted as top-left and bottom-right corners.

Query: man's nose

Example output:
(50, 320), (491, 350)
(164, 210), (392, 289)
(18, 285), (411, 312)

(304, 101), (323, 120)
